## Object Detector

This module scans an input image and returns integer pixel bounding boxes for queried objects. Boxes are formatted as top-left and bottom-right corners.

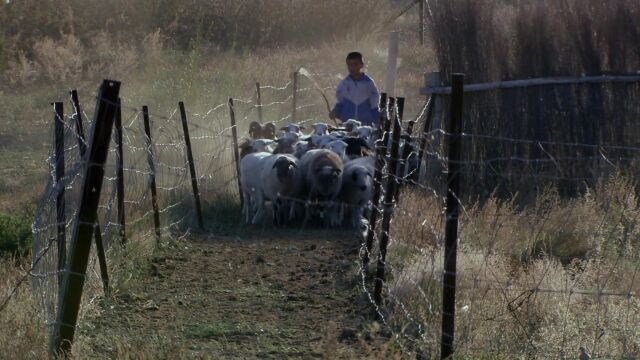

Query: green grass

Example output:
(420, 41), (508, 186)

(186, 322), (255, 339)
(0, 210), (33, 257)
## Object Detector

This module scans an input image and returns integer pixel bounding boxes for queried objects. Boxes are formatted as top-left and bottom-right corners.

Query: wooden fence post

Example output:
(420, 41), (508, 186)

(423, 72), (444, 182)
(69, 90), (110, 295)
(373, 101), (402, 306)
(256, 82), (263, 123)
(292, 71), (299, 123)
(115, 98), (126, 245)
(50, 80), (120, 357)
(142, 106), (161, 244)
(363, 94), (389, 272)
(415, 93), (436, 182)
(54, 102), (65, 288)
(441, 73), (464, 360)
(178, 101), (204, 229)
(228, 98), (243, 210)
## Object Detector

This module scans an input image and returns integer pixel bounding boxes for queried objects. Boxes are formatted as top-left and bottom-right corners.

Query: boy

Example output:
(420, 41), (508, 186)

(329, 52), (381, 126)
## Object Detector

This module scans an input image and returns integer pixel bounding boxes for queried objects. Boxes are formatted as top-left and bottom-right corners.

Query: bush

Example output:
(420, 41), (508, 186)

(0, 212), (32, 257)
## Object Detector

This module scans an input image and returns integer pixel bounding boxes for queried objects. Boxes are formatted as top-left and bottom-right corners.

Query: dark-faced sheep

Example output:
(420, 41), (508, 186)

(298, 149), (344, 227)
(248, 121), (277, 140)
(261, 154), (299, 225)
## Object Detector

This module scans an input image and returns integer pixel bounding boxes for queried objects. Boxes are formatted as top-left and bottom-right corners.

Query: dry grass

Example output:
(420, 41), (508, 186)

(386, 175), (640, 358)
(1, 0), (639, 358)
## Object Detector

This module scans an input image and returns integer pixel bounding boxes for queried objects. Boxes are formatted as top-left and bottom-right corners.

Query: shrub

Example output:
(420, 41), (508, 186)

(0, 211), (32, 257)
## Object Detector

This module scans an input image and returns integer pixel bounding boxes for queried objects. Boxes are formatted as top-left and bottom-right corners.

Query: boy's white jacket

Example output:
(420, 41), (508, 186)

(332, 73), (380, 125)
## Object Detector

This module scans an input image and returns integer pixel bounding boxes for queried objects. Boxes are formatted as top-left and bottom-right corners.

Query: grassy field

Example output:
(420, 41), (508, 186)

(1, 0), (640, 359)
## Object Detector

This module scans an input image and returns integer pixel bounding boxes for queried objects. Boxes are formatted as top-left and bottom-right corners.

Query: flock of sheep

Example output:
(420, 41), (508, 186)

(238, 119), (418, 229)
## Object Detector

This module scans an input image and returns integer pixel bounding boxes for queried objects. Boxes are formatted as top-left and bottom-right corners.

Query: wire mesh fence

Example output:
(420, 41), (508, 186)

(10, 69), (640, 358)
(360, 78), (640, 359)
(24, 71), (347, 353)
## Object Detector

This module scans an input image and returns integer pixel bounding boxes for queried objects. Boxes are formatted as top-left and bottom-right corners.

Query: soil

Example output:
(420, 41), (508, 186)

(81, 230), (397, 359)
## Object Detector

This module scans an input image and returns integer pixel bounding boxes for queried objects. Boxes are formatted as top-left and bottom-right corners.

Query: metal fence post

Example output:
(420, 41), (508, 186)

(69, 90), (110, 294)
(373, 101), (403, 306)
(50, 80), (120, 357)
(228, 98), (243, 210)
(53, 102), (65, 288)
(363, 94), (389, 272)
(441, 73), (464, 360)
(178, 101), (204, 229)
(142, 106), (161, 244)
(115, 98), (126, 245)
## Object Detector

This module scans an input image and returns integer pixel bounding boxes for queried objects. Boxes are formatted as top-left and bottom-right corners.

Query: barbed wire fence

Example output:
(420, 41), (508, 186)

(2, 66), (639, 359)
(358, 73), (640, 359)
(0, 69), (344, 355)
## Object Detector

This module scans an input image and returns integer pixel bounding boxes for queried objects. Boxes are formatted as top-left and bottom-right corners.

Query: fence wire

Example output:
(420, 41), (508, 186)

(359, 85), (640, 359)
(24, 71), (341, 345)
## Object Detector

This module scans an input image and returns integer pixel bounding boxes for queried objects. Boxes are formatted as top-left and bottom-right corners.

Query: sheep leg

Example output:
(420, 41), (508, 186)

(351, 205), (363, 229)
(302, 195), (314, 229)
(251, 192), (266, 225)
(242, 190), (252, 224)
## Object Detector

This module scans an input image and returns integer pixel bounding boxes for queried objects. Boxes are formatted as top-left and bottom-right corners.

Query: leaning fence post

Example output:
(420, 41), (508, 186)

(142, 106), (162, 244)
(50, 80), (120, 357)
(256, 82), (263, 123)
(178, 101), (205, 229)
(115, 98), (126, 245)
(292, 71), (299, 123)
(373, 101), (403, 306)
(363, 94), (389, 272)
(53, 102), (65, 288)
(69, 90), (110, 295)
(441, 73), (464, 360)
(228, 98), (243, 211)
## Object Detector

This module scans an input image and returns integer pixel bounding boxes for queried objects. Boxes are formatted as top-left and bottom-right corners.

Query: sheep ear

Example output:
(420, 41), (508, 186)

(290, 161), (298, 168)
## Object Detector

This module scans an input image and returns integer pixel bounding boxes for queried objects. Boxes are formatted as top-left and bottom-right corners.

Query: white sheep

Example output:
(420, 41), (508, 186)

(311, 122), (329, 136)
(239, 152), (272, 224)
(340, 156), (374, 228)
(261, 154), (299, 225)
(325, 139), (348, 162)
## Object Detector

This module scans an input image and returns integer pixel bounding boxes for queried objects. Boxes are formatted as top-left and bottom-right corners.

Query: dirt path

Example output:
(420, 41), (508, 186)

(80, 230), (395, 359)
